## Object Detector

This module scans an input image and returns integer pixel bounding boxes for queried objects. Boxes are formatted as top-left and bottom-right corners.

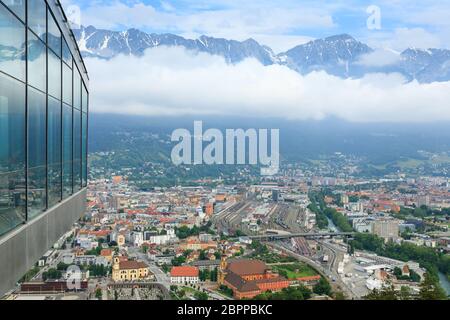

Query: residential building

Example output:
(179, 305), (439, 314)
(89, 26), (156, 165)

(372, 219), (400, 241)
(170, 266), (200, 285)
(100, 249), (114, 263)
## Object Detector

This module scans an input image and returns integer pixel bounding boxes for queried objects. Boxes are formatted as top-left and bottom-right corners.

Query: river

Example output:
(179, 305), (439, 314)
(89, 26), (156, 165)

(438, 272), (450, 296)
(327, 217), (339, 232)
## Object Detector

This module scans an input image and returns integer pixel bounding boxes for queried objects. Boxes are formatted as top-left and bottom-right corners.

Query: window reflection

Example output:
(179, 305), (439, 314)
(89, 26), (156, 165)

(0, 72), (26, 236)
(47, 10), (61, 57)
(73, 67), (81, 109)
(48, 96), (62, 207)
(82, 83), (88, 113)
(73, 108), (81, 191)
(63, 63), (72, 105)
(48, 50), (61, 99)
(27, 31), (46, 92)
(28, 0), (47, 41)
(63, 104), (73, 199)
(0, 0), (89, 235)
(27, 87), (47, 218)
(62, 40), (72, 67)
(82, 113), (88, 187)
(2, 0), (25, 22)
(0, 4), (26, 81)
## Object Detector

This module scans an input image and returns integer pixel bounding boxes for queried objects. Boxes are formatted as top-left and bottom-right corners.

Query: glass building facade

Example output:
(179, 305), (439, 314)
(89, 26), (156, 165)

(0, 0), (89, 237)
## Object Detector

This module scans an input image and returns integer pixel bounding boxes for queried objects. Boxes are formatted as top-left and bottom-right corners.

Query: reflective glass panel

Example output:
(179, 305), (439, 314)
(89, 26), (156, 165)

(2, 0), (25, 21)
(28, 0), (47, 41)
(82, 112), (87, 187)
(73, 108), (81, 191)
(82, 83), (88, 113)
(62, 39), (72, 66)
(73, 66), (81, 110)
(47, 10), (61, 57)
(27, 31), (46, 92)
(0, 72), (26, 235)
(63, 104), (73, 198)
(27, 87), (47, 219)
(48, 96), (62, 207)
(48, 50), (61, 99)
(0, 4), (25, 80)
(63, 62), (72, 105)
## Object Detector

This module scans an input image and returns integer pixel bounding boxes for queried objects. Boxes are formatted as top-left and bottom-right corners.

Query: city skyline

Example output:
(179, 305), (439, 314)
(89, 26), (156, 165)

(0, 0), (449, 305)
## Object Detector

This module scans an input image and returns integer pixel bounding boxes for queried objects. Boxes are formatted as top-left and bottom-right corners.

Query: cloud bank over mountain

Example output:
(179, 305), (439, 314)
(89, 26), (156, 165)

(86, 46), (450, 123)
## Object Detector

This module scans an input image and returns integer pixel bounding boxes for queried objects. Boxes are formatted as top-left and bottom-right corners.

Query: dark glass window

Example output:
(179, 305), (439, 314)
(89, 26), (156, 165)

(62, 39), (72, 67)
(28, 0), (47, 41)
(47, 9), (61, 57)
(27, 31), (46, 92)
(48, 96), (62, 207)
(0, 4), (26, 81)
(73, 108), (81, 191)
(63, 63), (72, 105)
(0, 72), (26, 236)
(27, 87), (46, 219)
(82, 113), (88, 187)
(73, 67), (81, 109)
(63, 104), (73, 199)
(2, 0), (25, 22)
(48, 50), (61, 100)
(82, 83), (88, 113)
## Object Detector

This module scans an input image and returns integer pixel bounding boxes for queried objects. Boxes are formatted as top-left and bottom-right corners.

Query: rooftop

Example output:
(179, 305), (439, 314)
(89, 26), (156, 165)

(118, 261), (148, 270)
(227, 259), (269, 276)
(170, 266), (199, 277)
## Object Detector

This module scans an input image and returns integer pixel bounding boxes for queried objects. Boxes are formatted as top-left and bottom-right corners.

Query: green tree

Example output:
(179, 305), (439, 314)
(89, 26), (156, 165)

(194, 291), (208, 300)
(398, 286), (413, 300)
(364, 285), (398, 300)
(199, 250), (207, 261)
(418, 273), (447, 300)
(333, 291), (346, 300)
(42, 268), (62, 281)
(210, 268), (218, 282)
(95, 288), (102, 300)
(313, 277), (332, 296)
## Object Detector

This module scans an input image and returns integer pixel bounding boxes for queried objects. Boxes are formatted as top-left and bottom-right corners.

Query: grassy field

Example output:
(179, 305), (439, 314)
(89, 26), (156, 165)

(271, 263), (318, 279)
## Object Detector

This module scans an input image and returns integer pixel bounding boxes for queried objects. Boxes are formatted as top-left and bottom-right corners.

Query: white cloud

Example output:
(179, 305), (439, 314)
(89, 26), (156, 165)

(86, 46), (450, 123)
(366, 28), (442, 51)
(356, 48), (400, 67)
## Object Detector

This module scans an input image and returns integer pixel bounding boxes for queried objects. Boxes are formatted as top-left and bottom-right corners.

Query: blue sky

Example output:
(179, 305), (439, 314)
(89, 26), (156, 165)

(62, 0), (450, 52)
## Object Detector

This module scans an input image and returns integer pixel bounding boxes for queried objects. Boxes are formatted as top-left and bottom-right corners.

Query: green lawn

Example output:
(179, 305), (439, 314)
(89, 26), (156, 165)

(271, 263), (318, 279)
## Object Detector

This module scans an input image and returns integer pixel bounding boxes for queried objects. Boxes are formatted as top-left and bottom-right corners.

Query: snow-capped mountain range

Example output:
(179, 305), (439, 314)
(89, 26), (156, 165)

(74, 25), (450, 83)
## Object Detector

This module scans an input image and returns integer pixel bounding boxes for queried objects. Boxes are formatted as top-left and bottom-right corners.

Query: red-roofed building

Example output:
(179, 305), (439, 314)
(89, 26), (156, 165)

(100, 249), (113, 263)
(220, 259), (290, 299)
(170, 266), (199, 285)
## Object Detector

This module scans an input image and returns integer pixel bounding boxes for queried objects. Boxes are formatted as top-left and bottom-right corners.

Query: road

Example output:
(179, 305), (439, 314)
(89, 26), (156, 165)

(131, 250), (171, 289)
(269, 241), (356, 299)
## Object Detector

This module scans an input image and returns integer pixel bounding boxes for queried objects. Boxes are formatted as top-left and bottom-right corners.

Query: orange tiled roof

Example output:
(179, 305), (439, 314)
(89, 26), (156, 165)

(101, 249), (113, 257)
(170, 266), (199, 277)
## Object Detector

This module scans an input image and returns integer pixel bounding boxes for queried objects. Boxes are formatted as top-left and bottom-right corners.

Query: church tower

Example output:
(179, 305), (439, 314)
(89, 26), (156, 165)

(218, 241), (228, 286)
(218, 254), (228, 286)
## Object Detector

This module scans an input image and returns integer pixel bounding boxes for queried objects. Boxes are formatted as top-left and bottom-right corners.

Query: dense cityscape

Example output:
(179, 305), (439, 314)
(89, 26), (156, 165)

(6, 155), (449, 301)
(1, 0), (449, 309)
